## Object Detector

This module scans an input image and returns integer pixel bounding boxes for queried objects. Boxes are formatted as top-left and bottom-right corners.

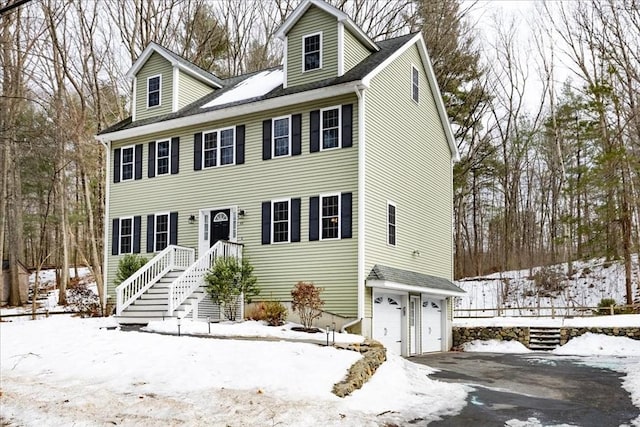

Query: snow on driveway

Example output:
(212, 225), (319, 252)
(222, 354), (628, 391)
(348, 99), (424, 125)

(0, 317), (467, 426)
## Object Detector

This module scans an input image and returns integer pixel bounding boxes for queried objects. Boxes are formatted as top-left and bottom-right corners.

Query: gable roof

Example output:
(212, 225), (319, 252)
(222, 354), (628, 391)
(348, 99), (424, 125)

(367, 264), (465, 296)
(125, 42), (223, 89)
(275, 0), (378, 52)
(98, 33), (413, 137)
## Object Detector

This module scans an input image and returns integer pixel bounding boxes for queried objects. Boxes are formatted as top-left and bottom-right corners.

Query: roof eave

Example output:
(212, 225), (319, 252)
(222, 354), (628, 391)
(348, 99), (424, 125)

(367, 279), (466, 297)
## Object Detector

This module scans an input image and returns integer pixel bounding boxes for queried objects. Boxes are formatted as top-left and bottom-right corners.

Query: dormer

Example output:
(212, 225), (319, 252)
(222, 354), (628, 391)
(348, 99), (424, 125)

(126, 42), (223, 122)
(275, 0), (379, 89)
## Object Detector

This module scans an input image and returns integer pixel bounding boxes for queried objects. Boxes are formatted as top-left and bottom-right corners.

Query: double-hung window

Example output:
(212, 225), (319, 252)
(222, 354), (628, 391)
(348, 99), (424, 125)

(321, 106), (340, 150)
(272, 199), (290, 243)
(388, 202), (397, 246)
(203, 127), (235, 168)
(156, 139), (170, 175)
(148, 75), (161, 108)
(154, 213), (169, 251)
(411, 66), (419, 103)
(273, 116), (290, 157)
(321, 194), (340, 239)
(121, 146), (135, 181)
(119, 217), (133, 254)
(303, 33), (321, 71)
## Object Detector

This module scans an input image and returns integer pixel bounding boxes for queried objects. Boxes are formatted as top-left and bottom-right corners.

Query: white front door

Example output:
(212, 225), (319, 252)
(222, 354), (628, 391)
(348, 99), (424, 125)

(410, 296), (420, 355)
(422, 297), (443, 352)
(373, 293), (403, 355)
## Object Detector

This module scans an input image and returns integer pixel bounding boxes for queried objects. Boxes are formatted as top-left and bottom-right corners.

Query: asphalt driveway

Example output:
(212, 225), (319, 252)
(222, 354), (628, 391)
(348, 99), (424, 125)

(410, 352), (639, 426)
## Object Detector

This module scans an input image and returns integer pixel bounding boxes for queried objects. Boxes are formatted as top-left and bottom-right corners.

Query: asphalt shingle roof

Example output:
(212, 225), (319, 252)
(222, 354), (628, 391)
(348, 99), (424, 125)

(99, 33), (416, 136)
(367, 264), (465, 294)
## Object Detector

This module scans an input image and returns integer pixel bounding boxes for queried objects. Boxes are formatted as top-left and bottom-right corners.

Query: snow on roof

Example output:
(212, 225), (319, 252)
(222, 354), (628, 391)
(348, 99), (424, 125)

(201, 69), (283, 109)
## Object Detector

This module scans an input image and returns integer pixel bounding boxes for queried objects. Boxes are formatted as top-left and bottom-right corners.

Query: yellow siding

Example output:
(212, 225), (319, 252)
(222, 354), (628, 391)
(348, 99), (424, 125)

(343, 28), (371, 73)
(107, 94), (359, 316)
(135, 53), (173, 121)
(363, 44), (454, 314)
(286, 6), (338, 87)
(178, 72), (214, 109)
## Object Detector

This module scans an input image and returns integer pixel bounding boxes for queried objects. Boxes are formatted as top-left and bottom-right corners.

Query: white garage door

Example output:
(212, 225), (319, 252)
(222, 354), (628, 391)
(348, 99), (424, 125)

(373, 293), (403, 355)
(422, 297), (443, 352)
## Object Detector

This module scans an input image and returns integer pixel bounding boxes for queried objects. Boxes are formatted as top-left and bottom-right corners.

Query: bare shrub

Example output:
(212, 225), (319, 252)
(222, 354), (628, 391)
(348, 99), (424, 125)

(291, 281), (324, 330)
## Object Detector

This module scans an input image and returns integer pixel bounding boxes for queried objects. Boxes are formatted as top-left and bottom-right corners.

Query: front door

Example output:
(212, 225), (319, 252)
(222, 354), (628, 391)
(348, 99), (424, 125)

(210, 209), (231, 246)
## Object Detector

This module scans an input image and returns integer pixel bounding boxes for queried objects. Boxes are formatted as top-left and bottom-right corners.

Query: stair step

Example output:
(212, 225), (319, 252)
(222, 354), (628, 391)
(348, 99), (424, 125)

(127, 304), (169, 311)
(120, 309), (168, 317)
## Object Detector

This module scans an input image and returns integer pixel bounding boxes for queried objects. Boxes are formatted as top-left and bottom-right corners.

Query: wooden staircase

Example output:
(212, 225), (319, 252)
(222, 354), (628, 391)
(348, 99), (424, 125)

(529, 327), (561, 351)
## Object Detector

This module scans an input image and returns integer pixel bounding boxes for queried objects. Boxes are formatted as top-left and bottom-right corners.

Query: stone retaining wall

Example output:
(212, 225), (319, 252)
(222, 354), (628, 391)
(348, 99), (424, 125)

(560, 327), (640, 345)
(453, 326), (640, 349)
(332, 340), (386, 397)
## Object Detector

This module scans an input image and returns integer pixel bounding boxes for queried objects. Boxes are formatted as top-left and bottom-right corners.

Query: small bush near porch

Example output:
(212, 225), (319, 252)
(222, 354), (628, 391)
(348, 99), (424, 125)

(205, 257), (259, 321)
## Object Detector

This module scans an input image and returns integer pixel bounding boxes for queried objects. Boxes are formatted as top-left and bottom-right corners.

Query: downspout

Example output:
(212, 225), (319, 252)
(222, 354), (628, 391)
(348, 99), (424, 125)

(97, 137), (111, 314)
(346, 83), (367, 333)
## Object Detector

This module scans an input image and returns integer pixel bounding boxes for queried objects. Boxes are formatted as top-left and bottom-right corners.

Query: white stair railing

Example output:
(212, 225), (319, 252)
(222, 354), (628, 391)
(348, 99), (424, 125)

(167, 240), (243, 317)
(115, 245), (195, 316)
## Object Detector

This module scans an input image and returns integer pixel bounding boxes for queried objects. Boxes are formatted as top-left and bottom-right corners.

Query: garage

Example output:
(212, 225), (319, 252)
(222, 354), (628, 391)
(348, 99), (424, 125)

(373, 292), (403, 354)
(367, 264), (465, 355)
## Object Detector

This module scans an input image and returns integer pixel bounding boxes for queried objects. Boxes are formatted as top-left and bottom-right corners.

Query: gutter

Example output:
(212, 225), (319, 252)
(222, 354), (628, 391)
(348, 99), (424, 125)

(341, 317), (362, 333)
(98, 138), (111, 313)
(355, 84), (367, 321)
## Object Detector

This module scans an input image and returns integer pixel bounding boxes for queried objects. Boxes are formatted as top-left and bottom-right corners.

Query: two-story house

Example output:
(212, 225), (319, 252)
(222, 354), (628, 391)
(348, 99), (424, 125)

(96, 0), (464, 355)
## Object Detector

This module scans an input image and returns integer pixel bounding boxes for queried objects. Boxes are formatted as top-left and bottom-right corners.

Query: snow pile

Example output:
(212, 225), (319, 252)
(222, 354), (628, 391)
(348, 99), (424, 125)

(201, 69), (283, 108)
(454, 314), (640, 328)
(462, 339), (532, 353)
(145, 318), (365, 344)
(552, 333), (640, 357)
(1, 317), (468, 426)
(505, 418), (578, 427)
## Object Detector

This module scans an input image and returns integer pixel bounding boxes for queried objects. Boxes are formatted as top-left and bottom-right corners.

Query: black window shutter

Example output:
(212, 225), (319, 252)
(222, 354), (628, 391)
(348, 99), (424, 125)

(291, 198), (301, 242)
(261, 202), (271, 244)
(170, 212), (178, 245)
(113, 148), (121, 183)
(342, 104), (353, 148)
(310, 110), (320, 153)
(111, 218), (120, 255)
(262, 120), (272, 160)
(134, 144), (143, 180)
(236, 125), (245, 164)
(309, 196), (319, 241)
(341, 192), (352, 238)
(146, 214), (155, 252)
(292, 114), (302, 156)
(171, 137), (180, 174)
(194, 132), (203, 170)
(148, 141), (156, 178)
(133, 216), (141, 253)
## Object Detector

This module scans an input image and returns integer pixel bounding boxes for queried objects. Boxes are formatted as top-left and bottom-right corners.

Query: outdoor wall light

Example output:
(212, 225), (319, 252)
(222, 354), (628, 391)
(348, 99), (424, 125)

(238, 210), (246, 218)
(412, 250), (421, 256)
(188, 215), (196, 224)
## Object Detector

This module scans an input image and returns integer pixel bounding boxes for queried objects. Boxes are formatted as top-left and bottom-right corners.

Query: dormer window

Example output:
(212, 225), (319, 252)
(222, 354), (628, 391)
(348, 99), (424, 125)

(147, 75), (161, 108)
(303, 33), (322, 71)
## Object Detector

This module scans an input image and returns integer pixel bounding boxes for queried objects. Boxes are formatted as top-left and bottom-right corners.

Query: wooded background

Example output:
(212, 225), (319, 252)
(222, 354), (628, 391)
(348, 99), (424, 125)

(1, 0), (639, 308)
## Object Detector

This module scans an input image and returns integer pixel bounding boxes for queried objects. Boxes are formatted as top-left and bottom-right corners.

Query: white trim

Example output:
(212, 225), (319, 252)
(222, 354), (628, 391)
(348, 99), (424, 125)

(198, 206), (238, 256)
(410, 295), (421, 355)
(97, 82), (357, 142)
(319, 192), (341, 240)
(362, 34), (459, 162)
(119, 144), (136, 182)
(271, 198), (291, 244)
(387, 201), (397, 247)
(118, 216), (134, 255)
(302, 32), (322, 72)
(283, 36), (288, 89)
(367, 279), (466, 297)
(356, 87), (366, 319)
(101, 139), (111, 311)
(319, 105), (341, 151)
(153, 212), (171, 252)
(411, 64), (419, 104)
(131, 79), (137, 121)
(202, 126), (236, 169)
(147, 74), (162, 109)
(155, 139), (171, 176)
(172, 66), (179, 112)
(271, 115), (292, 158)
(337, 23), (344, 76)
(275, 0), (378, 52)
(125, 42), (222, 88)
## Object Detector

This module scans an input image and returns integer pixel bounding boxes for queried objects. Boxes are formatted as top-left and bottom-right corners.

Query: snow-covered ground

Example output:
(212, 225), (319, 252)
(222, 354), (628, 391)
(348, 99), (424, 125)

(0, 317), (467, 426)
(455, 255), (640, 317)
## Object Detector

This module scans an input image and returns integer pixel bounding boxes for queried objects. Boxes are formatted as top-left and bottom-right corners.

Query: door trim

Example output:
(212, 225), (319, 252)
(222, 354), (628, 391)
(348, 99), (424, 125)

(198, 205), (238, 256)
(410, 295), (421, 355)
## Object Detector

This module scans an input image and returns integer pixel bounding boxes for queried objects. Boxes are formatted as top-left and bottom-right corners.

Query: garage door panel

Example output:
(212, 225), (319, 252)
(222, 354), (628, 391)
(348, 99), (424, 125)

(373, 293), (402, 355)
(422, 297), (443, 352)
